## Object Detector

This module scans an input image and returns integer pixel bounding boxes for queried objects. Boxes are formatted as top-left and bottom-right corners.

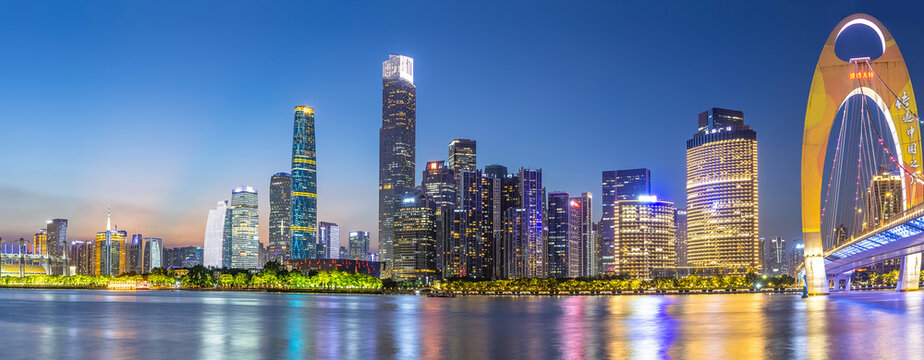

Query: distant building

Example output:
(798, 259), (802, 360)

(46, 219), (68, 275)
(764, 237), (787, 276)
(32, 230), (46, 255)
(203, 200), (229, 268)
(483, 164), (508, 179)
(95, 209), (126, 276)
(614, 169), (651, 200)
(864, 171), (902, 230)
(290, 106), (318, 260)
(143, 238), (164, 272)
(422, 161), (456, 277)
(230, 186), (260, 269)
(448, 139), (477, 184)
(287, 259), (383, 278)
(393, 189), (438, 283)
(615, 196), (676, 279)
(578, 193), (595, 277)
(547, 192), (577, 278)
(379, 54), (416, 270)
(519, 168), (544, 278)
(269, 172), (292, 263)
(349, 231), (370, 261)
(318, 222), (341, 259)
(69, 240), (93, 275)
(173, 246), (204, 268)
(789, 239), (804, 277)
(128, 234), (144, 274)
(674, 209), (688, 267)
(686, 108), (759, 275)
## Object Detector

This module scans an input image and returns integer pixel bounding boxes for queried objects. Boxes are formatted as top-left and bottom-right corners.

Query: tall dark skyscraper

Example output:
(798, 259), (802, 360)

(269, 172), (291, 263)
(393, 189), (437, 283)
(484, 164), (507, 179)
(379, 54), (416, 271)
(349, 231), (370, 261)
(519, 168), (545, 278)
(547, 192), (572, 278)
(615, 168), (651, 200)
(422, 161), (456, 277)
(46, 219), (67, 275)
(601, 171), (617, 273)
(291, 106), (318, 260)
(578, 192), (595, 277)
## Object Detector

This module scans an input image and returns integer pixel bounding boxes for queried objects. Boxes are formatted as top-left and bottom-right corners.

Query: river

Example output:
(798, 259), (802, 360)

(0, 289), (920, 359)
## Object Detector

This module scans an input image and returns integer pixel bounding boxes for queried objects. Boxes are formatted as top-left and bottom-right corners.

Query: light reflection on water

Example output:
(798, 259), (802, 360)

(0, 289), (922, 359)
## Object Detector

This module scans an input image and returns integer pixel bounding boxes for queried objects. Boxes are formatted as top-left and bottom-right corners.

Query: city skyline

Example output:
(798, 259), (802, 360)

(3, 2), (924, 249)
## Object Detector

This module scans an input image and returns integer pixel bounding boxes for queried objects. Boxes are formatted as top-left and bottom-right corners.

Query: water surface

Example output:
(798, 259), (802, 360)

(0, 289), (920, 359)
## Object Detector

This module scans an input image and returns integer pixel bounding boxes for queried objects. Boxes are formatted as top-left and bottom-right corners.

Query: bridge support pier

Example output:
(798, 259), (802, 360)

(897, 253), (921, 292)
(803, 233), (829, 295)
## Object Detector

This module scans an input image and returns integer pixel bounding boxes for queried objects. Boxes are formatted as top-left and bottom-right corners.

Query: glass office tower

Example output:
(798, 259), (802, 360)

(291, 106), (318, 260)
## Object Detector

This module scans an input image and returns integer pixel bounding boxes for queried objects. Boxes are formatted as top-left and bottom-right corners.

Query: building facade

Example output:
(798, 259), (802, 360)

(579, 193), (596, 277)
(393, 189), (437, 283)
(46, 219), (68, 275)
(519, 168), (545, 278)
(764, 237), (787, 276)
(269, 172), (292, 263)
(674, 208), (688, 267)
(448, 139), (477, 184)
(203, 200), (229, 268)
(614, 197), (676, 279)
(230, 186), (260, 269)
(318, 222), (341, 259)
(379, 54), (416, 272)
(291, 106), (318, 260)
(95, 210), (125, 276)
(686, 108), (760, 275)
(143, 238), (163, 272)
(349, 231), (370, 261)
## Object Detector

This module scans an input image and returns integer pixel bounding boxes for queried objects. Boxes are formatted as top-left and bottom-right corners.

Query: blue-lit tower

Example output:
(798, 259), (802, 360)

(290, 106), (318, 260)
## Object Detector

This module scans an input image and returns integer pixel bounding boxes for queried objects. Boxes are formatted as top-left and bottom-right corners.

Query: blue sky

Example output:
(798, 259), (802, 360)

(2, 1), (923, 248)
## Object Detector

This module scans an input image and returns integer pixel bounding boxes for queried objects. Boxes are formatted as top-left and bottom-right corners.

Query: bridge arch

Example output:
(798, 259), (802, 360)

(802, 14), (920, 294)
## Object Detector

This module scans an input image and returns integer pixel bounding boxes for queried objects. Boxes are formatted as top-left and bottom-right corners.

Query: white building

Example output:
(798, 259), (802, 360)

(203, 200), (229, 268)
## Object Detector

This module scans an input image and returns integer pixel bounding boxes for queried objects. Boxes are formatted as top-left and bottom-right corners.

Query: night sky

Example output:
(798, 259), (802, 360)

(2, 1), (923, 249)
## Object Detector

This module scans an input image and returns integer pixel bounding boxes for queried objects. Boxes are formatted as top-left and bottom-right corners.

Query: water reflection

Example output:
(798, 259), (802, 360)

(1, 289), (924, 359)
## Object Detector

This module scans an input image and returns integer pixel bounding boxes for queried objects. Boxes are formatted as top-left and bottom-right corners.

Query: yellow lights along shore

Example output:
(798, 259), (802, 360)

(801, 14), (920, 294)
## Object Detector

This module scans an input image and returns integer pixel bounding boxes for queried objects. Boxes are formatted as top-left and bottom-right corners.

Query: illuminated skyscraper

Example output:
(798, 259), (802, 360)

(393, 189), (437, 283)
(578, 193), (596, 277)
(95, 208), (126, 276)
(349, 231), (370, 261)
(318, 222), (341, 259)
(449, 139), (476, 185)
(686, 107), (759, 275)
(379, 54), (416, 271)
(291, 106), (318, 260)
(763, 237), (787, 276)
(519, 168), (545, 278)
(615, 169), (651, 200)
(422, 161), (456, 277)
(143, 237), (163, 272)
(203, 200), (229, 268)
(547, 192), (577, 278)
(46, 219), (68, 275)
(230, 186), (260, 269)
(269, 172), (292, 263)
(32, 230), (46, 255)
(615, 196), (676, 279)
(600, 171), (617, 273)
(128, 234), (144, 274)
(69, 240), (93, 275)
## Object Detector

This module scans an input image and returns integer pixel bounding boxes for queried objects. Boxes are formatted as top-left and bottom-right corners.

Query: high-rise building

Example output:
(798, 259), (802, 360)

(291, 106), (318, 260)
(203, 200), (229, 268)
(379, 54), (416, 272)
(448, 139), (477, 183)
(143, 238), (164, 272)
(686, 107), (759, 275)
(269, 172), (292, 263)
(69, 240), (93, 275)
(484, 164), (508, 179)
(547, 192), (573, 278)
(349, 231), (370, 261)
(46, 219), (68, 275)
(789, 239), (804, 277)
(578, 193), (596, 277)
(422, 161), (456, 277)
(674, 209), (688, 267)
(230, 186), (260, 269)
(615, 196), (676, 279)
(864, 171), (903, 230)
(128, 234), (144, 274)
(95, 209), (126, 276)
(764, 237), (787, 276)
(393, 189), (437, 283)
(615, 169), (651, 201)
(172, 246), (204, 268)
(504, 208), (527, 279)
(318, 222), (341, 259)
(519, 168), (545, 278)
(601, 171), (617, 273)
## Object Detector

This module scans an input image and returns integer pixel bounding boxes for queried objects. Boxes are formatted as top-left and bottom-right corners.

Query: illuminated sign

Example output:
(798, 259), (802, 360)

(429, 162), (438, 170)
(570, 201), (579, 208)
(402, 197), (416, 204)
(849, 71), (874, 80)
(638, 195), (657, 203)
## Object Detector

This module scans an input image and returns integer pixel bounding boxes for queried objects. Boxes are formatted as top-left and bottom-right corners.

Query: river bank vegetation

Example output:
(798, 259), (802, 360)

(436, 274), (800, 293)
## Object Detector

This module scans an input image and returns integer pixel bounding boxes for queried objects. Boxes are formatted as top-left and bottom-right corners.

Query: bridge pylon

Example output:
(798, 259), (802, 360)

(897, 253), (921, 291)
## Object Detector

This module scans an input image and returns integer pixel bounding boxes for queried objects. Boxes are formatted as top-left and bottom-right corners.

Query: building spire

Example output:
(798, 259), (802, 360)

(106, 205), (111, 231)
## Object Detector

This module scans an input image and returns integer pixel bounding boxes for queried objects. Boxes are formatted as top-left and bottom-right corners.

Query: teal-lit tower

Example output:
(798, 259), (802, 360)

(290, 106), (318, 259)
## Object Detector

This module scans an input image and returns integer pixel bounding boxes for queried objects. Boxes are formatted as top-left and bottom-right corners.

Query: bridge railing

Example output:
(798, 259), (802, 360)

(825, 200), (924, 259)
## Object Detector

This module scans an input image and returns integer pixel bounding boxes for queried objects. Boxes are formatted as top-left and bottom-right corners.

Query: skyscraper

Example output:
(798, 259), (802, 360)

(686, 108), (759, 275)
(46, 219), (67, 275)
(143, 238), (163, 272)
(615, 169), (651, 200)
(69, 240), (93, 275)
(484, 164), (507, 179)
(674, 208), (688, 267)
(349, 231), (370, 261)
(32, 230), (46, 255)
(449, 139), (477, 184)
(379, 54), (416, 271)
(203, 200), (229, 268)
(318, 222), (341, 259)
(578, 193), (595, 277)
(764, 237), (787, 276)
(601, 171), (617, 273)
(864, 171), (903, 230)
(291, 106), (318, 260)
(519, 168), (545, 278)
(615, 196), (676, 279)
(269, 172), (292, 263)
(547, 192), (572, 278)
(128, 234), (144, 274)
(95, 209), (126, 276)
(422, 161), (456, 277)
(393, 189), (437, 283)
(230, 186), (260, 269)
